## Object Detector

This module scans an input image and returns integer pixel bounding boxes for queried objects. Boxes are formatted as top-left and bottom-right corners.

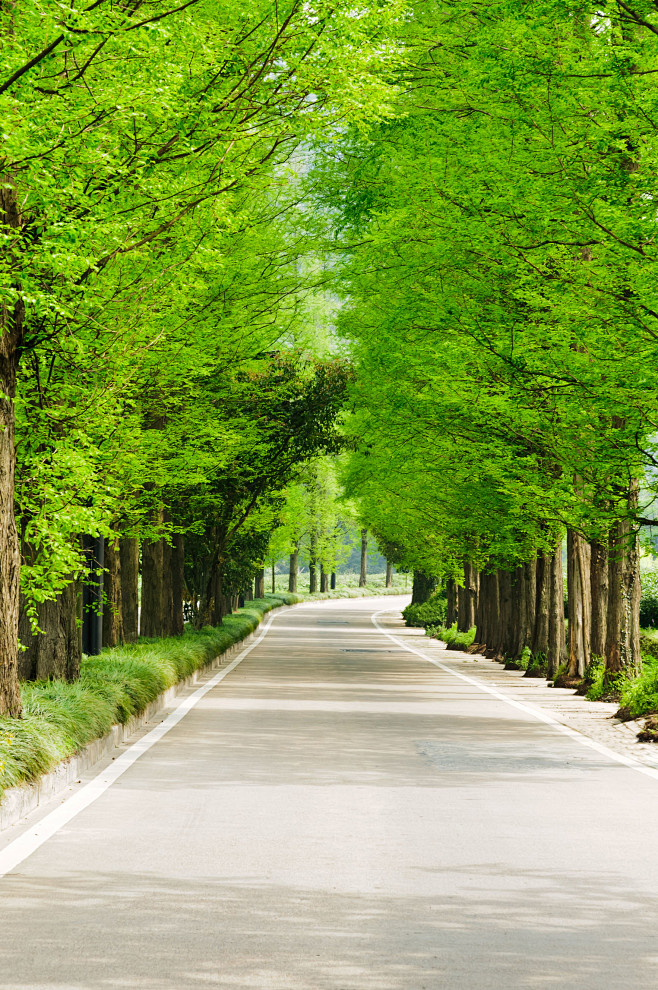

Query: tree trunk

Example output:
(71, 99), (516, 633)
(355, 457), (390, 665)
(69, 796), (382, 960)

(103, 539), (124, 648)
(412, 570), (436, 605)
(255, 567), (265, 599)
(495, 569), (513, 658)
(0, 183), (23, 714)
(140, 526), (164, 638)
(532, 551), (550, 660)
(18, 580), (81, 682)
(119, 538), (139, 643)
(446, 578), (457, 627)
(548, 543), (567, 680)
(464, 561), (478, 631)
(475, 570), (490, 647)
(171, 533), (185, 636)
(385, 561), (393, 588)
(331, 571), (336, 590)
(162, 537), (174, 637)
(359, 528), (368, 587)
(606, 495), (641, 679)
(320, 565), (329, 592)
(271, 561), (276, 593)
(289, 548), (298, 593)
(590, 538), (608, 659)
(309, 530), (317, 593)
(457, 582), (467, 632)
(567, 529), (591, 679)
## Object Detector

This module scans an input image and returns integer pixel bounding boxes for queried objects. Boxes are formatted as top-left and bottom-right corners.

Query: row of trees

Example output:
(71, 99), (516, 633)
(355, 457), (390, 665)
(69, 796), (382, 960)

(317, 0), (658, 685)
(0, 0), (406, 715)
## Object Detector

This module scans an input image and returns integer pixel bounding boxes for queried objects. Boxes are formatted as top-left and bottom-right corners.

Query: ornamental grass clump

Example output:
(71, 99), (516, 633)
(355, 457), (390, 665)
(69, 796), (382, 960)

(0, 593), (298, 800)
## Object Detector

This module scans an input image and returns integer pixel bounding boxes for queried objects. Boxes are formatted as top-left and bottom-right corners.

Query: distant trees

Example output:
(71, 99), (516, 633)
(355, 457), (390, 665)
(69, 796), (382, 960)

(317, 0), (658, 684)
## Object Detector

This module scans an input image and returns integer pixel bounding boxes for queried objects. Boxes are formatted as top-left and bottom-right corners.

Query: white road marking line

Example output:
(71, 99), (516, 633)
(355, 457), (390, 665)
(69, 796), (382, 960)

(372, 609), (658, 784)
(0, 610), (281, 879)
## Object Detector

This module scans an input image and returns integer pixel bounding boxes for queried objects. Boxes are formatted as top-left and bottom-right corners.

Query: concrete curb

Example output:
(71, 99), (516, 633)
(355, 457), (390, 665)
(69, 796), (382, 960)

(0, 603), (290, 833)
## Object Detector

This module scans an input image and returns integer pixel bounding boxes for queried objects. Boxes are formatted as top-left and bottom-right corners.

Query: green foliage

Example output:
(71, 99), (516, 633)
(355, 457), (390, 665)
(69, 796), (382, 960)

(402, 592), (447, 628)
(0, 594), (297, 796)
(425, 623), (476, 651)
(640, 574), (658, 629)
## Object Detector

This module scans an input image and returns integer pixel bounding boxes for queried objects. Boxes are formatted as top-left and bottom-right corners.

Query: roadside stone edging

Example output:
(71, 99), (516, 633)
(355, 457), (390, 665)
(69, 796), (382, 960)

(0, 607), (285, 833)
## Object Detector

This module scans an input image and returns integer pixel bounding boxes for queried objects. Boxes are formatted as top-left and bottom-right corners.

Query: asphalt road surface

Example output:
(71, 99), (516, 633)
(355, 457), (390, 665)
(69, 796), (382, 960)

(2, 596), (658, 989)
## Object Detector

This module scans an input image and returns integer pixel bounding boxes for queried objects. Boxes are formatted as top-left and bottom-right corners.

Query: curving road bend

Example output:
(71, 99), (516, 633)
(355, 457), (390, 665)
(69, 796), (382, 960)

(1, 596), (658, 988)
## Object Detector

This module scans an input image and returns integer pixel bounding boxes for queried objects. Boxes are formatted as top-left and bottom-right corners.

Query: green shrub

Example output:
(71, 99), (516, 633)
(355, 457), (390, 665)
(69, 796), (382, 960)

(402, 590), (447, 628)
(0, 592), (298, 798)
(425, 622), (476, 650)
(641, 573), (658, 628)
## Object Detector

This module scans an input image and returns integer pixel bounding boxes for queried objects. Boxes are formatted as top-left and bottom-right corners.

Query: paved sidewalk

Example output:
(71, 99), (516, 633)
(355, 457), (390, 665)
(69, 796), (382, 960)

(383, 613), (658, 772)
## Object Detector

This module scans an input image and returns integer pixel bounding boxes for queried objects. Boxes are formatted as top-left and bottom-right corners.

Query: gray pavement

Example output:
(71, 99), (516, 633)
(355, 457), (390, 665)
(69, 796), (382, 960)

(2, 596), (658, 989)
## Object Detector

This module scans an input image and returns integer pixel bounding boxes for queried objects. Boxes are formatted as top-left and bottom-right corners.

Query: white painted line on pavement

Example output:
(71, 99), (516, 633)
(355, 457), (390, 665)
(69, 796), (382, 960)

(372, 609), (658, 784)
(0, 610), (281, 879)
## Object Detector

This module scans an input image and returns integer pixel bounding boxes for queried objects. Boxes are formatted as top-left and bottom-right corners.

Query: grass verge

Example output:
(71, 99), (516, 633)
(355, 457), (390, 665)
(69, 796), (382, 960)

(296, 584), (408, 601)
(0, 593), (299, 800)
(425, 623), (476, 651)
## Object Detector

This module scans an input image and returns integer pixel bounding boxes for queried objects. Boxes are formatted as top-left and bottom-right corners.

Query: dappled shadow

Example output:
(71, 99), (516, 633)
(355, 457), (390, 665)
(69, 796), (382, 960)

(1, 867), (658, 988)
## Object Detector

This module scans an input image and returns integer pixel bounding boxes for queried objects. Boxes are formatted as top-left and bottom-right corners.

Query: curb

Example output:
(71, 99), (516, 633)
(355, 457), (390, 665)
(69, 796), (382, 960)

(0, 603), (290, 833)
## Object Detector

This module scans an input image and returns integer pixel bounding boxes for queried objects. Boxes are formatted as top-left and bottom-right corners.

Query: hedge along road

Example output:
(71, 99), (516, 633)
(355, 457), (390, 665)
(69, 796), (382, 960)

(2, 597), (658, 989)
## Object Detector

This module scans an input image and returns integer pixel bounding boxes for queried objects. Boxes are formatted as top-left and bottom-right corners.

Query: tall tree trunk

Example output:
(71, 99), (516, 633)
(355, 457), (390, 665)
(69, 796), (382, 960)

(18, 580), (81, 682)
(385, 561), (393, 588)
(255, 567), (265, 599)
(320, 565), (329, 593)
(548, 543), (567, 680)
(331, 571), (336, 590)
(162, 537), (174, 637)
(412, 570), (436, 605)
(606, 491), (641, 679)
(171, 533), (185, 636)
(531, 551), (550, 661)
(475, 570), (490, 647)
(0, 183), (23, 715)
(567, 528), (591, 679)
(309, 531), (317, 593)
(140, 518), (164, 638)
(495, 569), (513, 658)
(119, 537), (139, 643)
(457, 582), (467, 632)
(103, 539), (124, 648)
(271, 561), (276, 593)
(359, 528), (368, 587)
(464, 561), (479, 631)
(446, 578), (457, 627)
(590, 538), (608, 659)
(289, 548), (298, 593)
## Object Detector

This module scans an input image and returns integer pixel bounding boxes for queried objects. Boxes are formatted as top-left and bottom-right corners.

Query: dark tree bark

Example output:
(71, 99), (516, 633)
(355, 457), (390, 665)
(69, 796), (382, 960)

(255, 567), (265, 599)
(320, 565), (329, 592)
(119, 537), (139, 643)
(243, 583), (254, 602)
(18, 580), (81, 682)
(309, 531), (317, 593)
(567, 529), (591, 679)
(385, 561), (393, 588)
(171, 533), (185, 635)
(475, 570), (490, 647)
(0, 183), (23, 715)
(495, 569), (513, 658)
(412, 570), (436, 605)
(457, 582), (467, 632)
(140, 522), (164, 638)
(289, 548), (298, 593)
(162, 537), (174, 637)
(606, 492), (641, 679)
(359, 528), (368, 587)
(446, 578), (457, 627)
(531, 551), (550, 660)
(331, 571), (336, 590)
(103, 539), (123, 648)
(271, 561), (276, 593)
(548, 543), (567, 679)
(590, 538), (608, 659)
(464, 561), (479, 631)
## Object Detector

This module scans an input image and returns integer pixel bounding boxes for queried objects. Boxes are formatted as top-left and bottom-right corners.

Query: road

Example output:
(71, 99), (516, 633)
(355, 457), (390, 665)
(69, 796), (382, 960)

(2, 595), (658, 989)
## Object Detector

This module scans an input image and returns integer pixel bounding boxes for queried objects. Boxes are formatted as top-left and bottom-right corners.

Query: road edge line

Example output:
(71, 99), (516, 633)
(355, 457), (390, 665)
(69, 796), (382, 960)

(372, 609), (658, 784)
